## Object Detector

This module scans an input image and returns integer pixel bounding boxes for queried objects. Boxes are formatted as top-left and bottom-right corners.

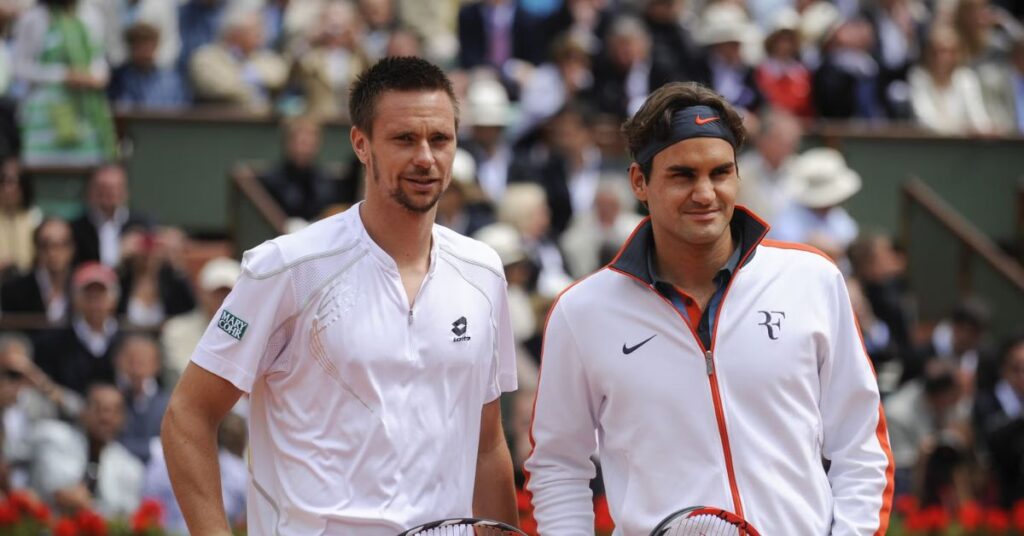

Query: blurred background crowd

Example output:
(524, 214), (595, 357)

(0, 0), (1019, 533)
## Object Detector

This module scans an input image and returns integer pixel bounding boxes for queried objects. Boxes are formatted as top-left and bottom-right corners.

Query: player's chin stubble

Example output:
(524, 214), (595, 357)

(371, 153), (442, 214)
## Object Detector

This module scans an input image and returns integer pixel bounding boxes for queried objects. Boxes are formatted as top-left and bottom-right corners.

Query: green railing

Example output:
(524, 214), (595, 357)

(901, 178), (1024, 339)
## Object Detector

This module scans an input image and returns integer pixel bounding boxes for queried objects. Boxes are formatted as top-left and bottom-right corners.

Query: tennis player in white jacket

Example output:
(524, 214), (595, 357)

(525, 82), (894, 535)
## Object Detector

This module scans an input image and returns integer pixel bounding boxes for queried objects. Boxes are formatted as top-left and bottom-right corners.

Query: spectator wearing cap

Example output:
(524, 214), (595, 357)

(258, 117), (349, 222)
(909, 25), (994, 134)
(90, 0), (180, 69)
(116, 227), (195, 328)
(291, 1), (368, 121)
(460, 77), (514, 204)
(70, 164), (151, 268)
(114, 335), (168, 464)
(755, 9), (815, 117)
(436, 148), (495, 237)
(694, 4), (764, 113)
(33, 262), (122, 395)
(108, 22), (189, 110)
(736, 109), (803, 225)
(189, 7), (288, 113)
(160, 256), (240, 382)
(972, 334), (1024, 507)
(813, 16), (886, 119)
(770, 147), (862, 250)
(1, 218), (75, 323)
(28, 383), (143, 517)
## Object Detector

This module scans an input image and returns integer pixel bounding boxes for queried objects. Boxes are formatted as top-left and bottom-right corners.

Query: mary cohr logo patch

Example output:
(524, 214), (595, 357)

(218, 310), (249, 340)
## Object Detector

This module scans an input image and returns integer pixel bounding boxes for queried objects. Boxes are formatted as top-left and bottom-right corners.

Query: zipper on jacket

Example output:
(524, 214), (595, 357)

(705, 350), (714, 375)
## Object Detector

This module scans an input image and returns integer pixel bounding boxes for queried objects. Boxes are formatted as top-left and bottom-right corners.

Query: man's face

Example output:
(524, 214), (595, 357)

(286, 124), (321, 166)
(36, 221), (74, 274)
(1005, 343), (1024, 395)
(631, 137), (738, 248)
(83, 387), (125, 444)
(76, 283), (117, 325)
(351, 90), (457, 214)
(129, 38), (158, 68)
(115, 340), (160, 389)
(89, 167), (127, 216)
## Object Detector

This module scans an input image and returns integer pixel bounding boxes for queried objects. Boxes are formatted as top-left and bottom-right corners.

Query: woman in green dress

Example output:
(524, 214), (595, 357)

(11, 0), (116, 165)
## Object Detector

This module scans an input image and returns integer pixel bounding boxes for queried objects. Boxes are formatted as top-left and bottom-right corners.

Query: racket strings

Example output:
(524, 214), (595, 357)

(665, 513), (751, 536)
(410, 526), (519, 536)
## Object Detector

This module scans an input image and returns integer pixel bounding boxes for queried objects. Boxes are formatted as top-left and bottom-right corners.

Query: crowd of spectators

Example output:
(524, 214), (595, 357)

(0, 0), (1018, 532)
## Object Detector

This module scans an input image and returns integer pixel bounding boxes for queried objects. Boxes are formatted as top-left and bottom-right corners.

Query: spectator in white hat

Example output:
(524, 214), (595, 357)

(160, 257), (240, 384)
(755, 9), (814, 117)
(770, 147), (862, 249)
(695, 4), (764, 113)
(461, 77), (514, 204)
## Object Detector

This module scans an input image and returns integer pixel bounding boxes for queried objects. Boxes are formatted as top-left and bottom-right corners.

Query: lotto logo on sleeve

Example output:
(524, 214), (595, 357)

(218, 310), (249, 341)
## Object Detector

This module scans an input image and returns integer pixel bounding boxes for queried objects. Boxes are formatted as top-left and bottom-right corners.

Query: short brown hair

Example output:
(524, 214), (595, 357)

(349, 57), (458, 135)
(622, 82), (746, 179)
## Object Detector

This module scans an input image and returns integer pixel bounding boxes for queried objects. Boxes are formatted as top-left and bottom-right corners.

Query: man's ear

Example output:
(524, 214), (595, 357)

(350, 126), (368, 165)
(628, 162), (648, 205)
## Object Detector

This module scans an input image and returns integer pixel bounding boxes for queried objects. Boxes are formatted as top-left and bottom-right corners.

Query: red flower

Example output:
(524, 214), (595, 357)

(593, 494), (614, 532)
(30, 501), (50, 523)
(0, 502), (16, 525)
(959, 501), (984, 530)
(1013, 500), (1024, 531)
(895, 495), (919, 516)
(985, 508), (1010, 533)
(54, 518), (79, 536)
(131, 498), (164, 531)
(7, 490), (34, 515)
(75, 509), (108, 536)
(906, 505), (949, 532)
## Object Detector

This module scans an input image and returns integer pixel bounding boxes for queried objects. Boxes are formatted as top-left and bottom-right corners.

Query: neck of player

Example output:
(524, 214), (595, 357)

(653, 226), (734, 294)
(359, 199), (434, 271)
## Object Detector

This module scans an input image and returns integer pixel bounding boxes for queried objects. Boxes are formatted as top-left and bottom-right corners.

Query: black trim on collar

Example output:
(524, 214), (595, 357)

(609, 206), (770, 286)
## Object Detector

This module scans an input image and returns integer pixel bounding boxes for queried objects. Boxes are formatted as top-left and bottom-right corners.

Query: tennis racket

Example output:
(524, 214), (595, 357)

(650, 506), (761, 536)
(397, 518), (529, 536)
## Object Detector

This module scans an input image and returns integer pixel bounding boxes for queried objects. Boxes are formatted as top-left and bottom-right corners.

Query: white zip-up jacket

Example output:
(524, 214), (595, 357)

(525, 209), (894, 535)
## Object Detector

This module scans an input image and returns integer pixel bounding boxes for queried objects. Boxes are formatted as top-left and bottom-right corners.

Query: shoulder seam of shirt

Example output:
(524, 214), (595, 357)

(244, 240), (361, 280)
(438, 243), (505, 281)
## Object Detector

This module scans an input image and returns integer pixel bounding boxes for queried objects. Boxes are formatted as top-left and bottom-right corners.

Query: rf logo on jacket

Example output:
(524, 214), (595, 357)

(757, 311), (786, 340)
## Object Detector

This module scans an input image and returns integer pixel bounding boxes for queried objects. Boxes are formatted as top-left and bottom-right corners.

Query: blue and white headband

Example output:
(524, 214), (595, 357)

(634, 105), (737, 168)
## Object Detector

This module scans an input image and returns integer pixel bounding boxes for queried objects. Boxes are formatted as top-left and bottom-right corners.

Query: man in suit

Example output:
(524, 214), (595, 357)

(70, 164), (149, 268)
(33, 262), (123, 395)
(188, 7), (288, 112)
(458, 0), (547, 97)
(1, 218), (75, 323)
(114, 335), (170, 464)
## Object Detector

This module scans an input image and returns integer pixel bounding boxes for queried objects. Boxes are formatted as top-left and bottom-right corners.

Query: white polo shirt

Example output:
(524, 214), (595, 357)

(191, 204), (518, 535)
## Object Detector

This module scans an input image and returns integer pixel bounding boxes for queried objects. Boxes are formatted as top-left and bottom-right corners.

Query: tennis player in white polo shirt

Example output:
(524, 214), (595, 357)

(161, 57), (519, 535)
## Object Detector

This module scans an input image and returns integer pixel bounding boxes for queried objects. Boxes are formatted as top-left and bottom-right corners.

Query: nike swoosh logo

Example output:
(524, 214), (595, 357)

(622, 334), (657, 355)
(695, 115), (719, 125)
